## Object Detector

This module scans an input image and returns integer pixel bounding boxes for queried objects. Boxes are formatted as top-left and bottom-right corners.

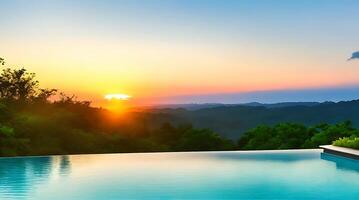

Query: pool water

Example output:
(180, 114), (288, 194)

(0, 149), (358, 199)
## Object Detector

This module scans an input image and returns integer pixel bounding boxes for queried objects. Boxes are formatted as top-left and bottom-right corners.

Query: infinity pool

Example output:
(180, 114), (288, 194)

(0, 149), (358, 200)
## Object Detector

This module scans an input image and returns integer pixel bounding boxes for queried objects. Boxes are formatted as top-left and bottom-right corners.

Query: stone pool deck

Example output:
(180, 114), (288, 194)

(320, 145), (359, 160)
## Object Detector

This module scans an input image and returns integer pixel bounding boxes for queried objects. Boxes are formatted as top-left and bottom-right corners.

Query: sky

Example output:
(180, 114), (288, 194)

(1, 0), (359, 106)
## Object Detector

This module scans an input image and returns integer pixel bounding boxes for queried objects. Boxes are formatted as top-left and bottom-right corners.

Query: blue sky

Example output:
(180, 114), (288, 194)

(0, 0), (359, 104)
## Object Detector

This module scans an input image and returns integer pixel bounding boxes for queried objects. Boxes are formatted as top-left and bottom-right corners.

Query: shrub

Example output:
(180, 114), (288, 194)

(333, 137), (359, 149)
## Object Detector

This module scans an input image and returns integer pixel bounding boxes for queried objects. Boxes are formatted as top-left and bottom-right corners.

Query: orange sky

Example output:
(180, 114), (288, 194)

(1, 1), (359, 107)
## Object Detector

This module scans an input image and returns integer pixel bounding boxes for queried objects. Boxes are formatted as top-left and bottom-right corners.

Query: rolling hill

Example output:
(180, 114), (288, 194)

(144, 100), (359, 139)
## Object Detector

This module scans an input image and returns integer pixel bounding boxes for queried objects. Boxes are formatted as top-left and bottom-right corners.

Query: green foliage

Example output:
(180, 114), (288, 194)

(0, 125), (14, 137)
(238, 121), (359, 150)
(176, 128), (234, 151)
(0, 123), (29, 156)
(10, 108), (236, 156)
(238, 123), (310, 150)
(305, 121), (359, 147)
(333, 137), (359, 149)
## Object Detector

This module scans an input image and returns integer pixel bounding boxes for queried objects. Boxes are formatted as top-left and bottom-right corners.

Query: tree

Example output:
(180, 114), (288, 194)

(0, 68), (39, 101)
(308, 121), (358, 147)
(0, 58), (56, 102)
(33, 88), (58, 103)
(55, 92), (91, 107)
(176, 128), (234, 151)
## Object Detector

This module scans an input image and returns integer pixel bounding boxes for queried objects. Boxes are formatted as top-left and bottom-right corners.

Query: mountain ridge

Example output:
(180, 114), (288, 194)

(143, 100), (359, 139)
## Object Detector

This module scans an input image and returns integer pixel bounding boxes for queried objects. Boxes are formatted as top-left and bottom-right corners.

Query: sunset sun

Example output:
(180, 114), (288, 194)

(104, 94), (131, 101)
(103, 93), (132, 113)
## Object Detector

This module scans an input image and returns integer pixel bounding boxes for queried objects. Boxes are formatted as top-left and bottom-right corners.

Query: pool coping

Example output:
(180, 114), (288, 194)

(320, 145), (359, 160)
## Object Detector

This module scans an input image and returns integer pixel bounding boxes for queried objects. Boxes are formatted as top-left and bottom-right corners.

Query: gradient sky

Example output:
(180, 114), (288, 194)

(1, 0), (359, 105)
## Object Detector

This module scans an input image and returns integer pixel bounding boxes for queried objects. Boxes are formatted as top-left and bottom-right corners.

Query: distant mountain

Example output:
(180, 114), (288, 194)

(241, 102), (321, 108)
(150, 102), (321, 110)
(143, 100), (359, 139)
(150, 103), (225, 110)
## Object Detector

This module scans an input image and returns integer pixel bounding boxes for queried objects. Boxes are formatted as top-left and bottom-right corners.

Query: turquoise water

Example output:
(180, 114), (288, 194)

(0, 150), (358, 200)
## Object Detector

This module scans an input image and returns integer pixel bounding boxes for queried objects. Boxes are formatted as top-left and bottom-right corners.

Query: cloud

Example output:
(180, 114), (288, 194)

(348, 51), (359, 61)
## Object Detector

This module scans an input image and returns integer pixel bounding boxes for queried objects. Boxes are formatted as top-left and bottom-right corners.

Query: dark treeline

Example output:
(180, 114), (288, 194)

(238, 121), (359, 150)
(1, 58), (358, 156)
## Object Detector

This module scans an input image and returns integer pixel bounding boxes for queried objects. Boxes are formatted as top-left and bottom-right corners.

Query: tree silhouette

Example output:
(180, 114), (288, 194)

(0, 58), (56, 102)
(0, 68), (39, 101)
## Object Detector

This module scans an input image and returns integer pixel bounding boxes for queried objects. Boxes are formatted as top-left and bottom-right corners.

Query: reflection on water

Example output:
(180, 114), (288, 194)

(59, 156), (71, 176)
(208, 150), (320, 162)
(0, 151), (358, 200)
(320, 153), (359, 173)
(0, 156), (70, 199)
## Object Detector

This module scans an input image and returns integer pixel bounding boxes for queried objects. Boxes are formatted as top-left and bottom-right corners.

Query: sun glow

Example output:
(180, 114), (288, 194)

(103, 93), (132, 114)
(104, 94), (131, 101)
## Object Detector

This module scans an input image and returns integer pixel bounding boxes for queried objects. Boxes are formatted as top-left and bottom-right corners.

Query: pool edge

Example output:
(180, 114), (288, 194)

(320, 145), (359, 160)
(0, 148), (323, 159)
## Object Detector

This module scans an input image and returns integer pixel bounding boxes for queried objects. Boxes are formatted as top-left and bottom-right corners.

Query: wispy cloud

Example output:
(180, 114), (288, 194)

(348, 51), (359, 61)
